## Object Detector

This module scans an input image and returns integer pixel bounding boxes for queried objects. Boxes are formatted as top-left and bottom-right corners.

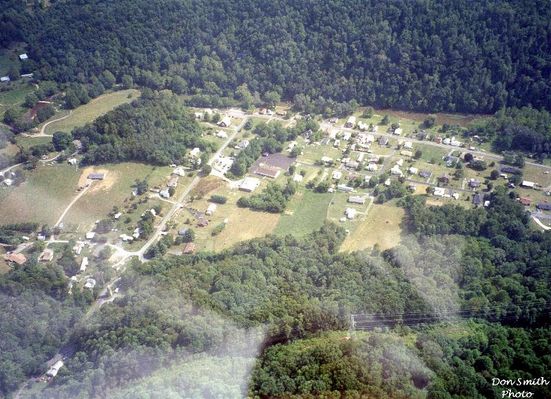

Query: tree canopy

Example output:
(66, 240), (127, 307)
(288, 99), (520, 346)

(4, 0), (551, 113)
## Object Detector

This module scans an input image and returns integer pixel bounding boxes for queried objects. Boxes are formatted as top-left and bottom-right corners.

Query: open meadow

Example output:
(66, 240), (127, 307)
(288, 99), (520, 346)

(43, 89), (140, 134)
(0, 163), (80, 225)
(274, 189), (333, 237)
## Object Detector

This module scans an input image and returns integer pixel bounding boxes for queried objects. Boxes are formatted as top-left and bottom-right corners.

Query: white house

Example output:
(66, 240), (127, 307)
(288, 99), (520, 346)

(236, 139), (250, 150)
(366, 163), (378, 171)
(160, 188), (171, 198)
(46, 360), (64, 378)
(332, 170), (343, 180)
(394, 128), (403, 135)
(172, 166), (186, 176)
(239, 177), (261, 192)
(521, 180), (536, 188)
(216, 130), (228, 138)
(190, 147), (201, 158)
(0, 76), (10, 83)
(218, 116), (232, 127)
(348, 195), (366, 205)
(345, 207), (357, 219)
(337, 184), (354, 192)
(84, 278), (96, 289)
(345, 116), (356, 128)
(408, 167), (419, 175)
(85, 232), (95, 240)
(390, 165), (403, 176)
(19, 53), (28, 60)
(80, 257), (89, 272)
(206, 203), (217, 216)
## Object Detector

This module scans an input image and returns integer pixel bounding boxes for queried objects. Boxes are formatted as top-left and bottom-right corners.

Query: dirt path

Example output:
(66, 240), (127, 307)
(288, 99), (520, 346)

(532, 215), (551, 231)
(36, 111), (73, 137)
(53, 183), (93, 228)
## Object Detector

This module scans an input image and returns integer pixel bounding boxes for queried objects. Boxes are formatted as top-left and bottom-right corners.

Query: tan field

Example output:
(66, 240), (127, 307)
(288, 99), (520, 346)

(340, 204), (404, 252)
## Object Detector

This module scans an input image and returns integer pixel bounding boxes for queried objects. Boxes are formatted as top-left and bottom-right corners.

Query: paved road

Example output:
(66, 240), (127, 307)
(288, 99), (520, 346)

(136, 117), (246, 260)
(329, 122), (551, 172)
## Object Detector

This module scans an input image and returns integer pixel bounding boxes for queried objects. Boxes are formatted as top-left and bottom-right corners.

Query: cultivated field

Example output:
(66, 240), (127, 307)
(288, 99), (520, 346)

(43, 89), (140, 134)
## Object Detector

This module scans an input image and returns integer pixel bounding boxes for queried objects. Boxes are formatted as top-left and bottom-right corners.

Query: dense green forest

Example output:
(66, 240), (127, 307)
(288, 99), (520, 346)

(73, 91), (208, 165)
(3, 0), (551, 113)
(0, 255), (89, 396)
(469, 107), (551, 160)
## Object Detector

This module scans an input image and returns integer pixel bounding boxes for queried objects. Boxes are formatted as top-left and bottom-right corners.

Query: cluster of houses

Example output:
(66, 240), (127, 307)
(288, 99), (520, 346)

(150, 165), (187, 199)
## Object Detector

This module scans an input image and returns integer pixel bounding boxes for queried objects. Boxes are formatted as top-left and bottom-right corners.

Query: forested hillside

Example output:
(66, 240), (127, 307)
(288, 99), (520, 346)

(19, 191), (550, 398)
(4, 0), (551, 113)
(73, 91), (207, 165)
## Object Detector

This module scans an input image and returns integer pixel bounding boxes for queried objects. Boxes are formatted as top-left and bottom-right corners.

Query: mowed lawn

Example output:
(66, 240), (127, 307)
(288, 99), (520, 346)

(44, 89), (140, 134)
(274, 189), (333, 237)
(340, 204), (405, 252)
(0, 163), (80, 225)
(64, 162), (172, 232)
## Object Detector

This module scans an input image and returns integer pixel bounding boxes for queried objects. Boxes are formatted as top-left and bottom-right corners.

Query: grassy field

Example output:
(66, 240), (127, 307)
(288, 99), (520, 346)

(206, 207), (280, 251)
(174, 181), (281, 252)
(63, 163), (172, 232)
(415, 144), (449, 163)
(16, 136), (52, 151)
(0, 163), (80, 225)
(274, 189), (333, 237)
(43, 89), (140, 134)
(301, 143), (342, 164)
(340, 203), (405, 252)
(0, 82), (35, 114)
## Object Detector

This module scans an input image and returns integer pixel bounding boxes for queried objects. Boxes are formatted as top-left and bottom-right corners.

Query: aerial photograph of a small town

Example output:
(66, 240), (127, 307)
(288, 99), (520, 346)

(0, 1), (550, 398)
